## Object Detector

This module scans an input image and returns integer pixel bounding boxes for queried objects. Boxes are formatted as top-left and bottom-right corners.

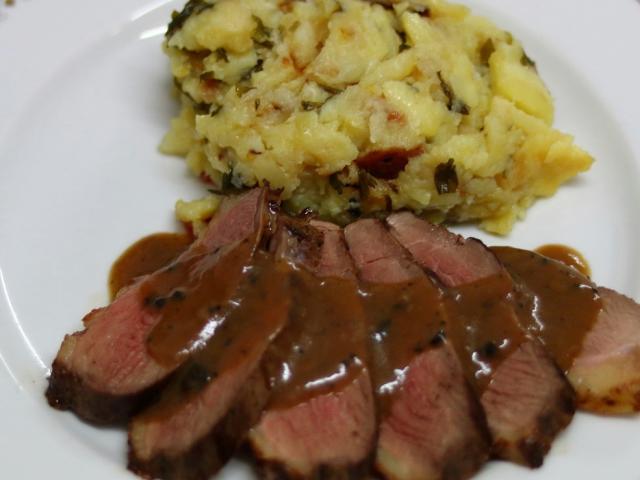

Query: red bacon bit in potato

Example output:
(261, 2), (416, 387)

(201, 78), (220, 94)
(188, 50), (209, 71)
(355, 146), (423, 180)
(199, 172), (214, 185)
(387, 111), (405, 122)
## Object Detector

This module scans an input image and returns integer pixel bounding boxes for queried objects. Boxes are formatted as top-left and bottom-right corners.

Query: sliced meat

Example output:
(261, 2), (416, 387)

(569, 288), (640, 413)
(46, 189), (269, 424)
(387, 212), (575, 467)
(250, 373), (374, 480)
(383, 215), (499, 286)
(250, 219), (376, 479)
(345, 218), (490, 480)
(346, 218), (424, 282)
(478, 340), (574, 466)
(492, 247), (640, 414)
(128, 249), (290, 480)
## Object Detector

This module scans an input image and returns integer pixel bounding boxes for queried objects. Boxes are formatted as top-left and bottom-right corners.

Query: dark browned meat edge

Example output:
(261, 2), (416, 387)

(255, 459), (371, 480)
(495, 361), (575, 468)
(46, 361), (168, 426)
(457, 386), (492, 479)
(128, 366), (270, 480)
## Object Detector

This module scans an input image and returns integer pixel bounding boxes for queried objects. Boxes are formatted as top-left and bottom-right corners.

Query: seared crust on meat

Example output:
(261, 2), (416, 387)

(483, 343), (575, 467)
(255, 454), (373, 480)
(128, 366), (270, 480)
(446, 381), (492, 480)
(493, 388), (575, 467)
(46, 358), (162, 425)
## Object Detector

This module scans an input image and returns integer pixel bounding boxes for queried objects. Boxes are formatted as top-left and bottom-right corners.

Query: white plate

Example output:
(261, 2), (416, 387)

(1, 0), (639, 478)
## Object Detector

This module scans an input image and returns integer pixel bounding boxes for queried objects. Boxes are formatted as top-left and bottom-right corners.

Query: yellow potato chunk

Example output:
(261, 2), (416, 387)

(309, 1), (399, 88)
(168, 0), (257, 53)
(490, 44), (554, 124)
(175, 195), (221, 223)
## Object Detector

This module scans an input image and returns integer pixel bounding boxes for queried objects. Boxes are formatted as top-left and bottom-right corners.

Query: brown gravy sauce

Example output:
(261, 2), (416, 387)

(263, 271), (368, 409)
(139, 251), (291, 420)
(534, 244), (591, 277)
(493, 247), (602, 372)
(360, 277), (443, 414)
(108, 233), (192, 300)
(142, 235), (261, 368)
(109, 232), (600, 413)
(444, 272), (526, 393)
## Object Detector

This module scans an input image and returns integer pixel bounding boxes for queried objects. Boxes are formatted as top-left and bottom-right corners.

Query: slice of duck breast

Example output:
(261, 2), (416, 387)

(387, 212), (575, 467)
(569, 288), (640, 413)
(128, 245), (290, 480)
(249, 219), (376, 479)
(46, 188), (269, 424)
(345, 218), (490, 480)
(493, 247), (640, 414)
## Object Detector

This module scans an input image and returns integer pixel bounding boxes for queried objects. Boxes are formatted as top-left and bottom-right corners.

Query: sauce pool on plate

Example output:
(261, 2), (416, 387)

(109, 232), (192, 300)
(534, 244), (591, 277)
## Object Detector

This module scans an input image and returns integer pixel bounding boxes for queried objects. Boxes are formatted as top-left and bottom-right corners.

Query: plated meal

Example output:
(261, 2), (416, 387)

(41, 0), (640, 480)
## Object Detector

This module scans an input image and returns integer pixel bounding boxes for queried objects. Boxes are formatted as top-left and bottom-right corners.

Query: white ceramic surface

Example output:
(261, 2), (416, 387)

(0, 0), (639, 478)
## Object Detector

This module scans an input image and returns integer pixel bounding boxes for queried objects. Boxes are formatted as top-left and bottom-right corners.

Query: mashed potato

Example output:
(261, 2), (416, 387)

(161, 0), (592, 234)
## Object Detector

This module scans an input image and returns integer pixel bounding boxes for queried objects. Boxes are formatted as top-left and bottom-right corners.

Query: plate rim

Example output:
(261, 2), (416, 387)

(1, 0), (640, 479)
